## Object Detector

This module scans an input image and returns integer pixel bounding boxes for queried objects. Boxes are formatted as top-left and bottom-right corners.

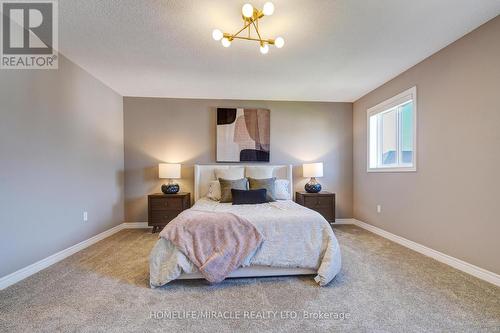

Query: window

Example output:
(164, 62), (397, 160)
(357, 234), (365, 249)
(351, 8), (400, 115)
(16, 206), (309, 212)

(367, 87), (416, 172)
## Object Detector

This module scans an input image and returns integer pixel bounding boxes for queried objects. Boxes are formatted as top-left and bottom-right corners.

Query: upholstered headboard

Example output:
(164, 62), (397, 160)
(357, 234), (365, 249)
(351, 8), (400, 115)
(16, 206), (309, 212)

(194, 164), (293, 202)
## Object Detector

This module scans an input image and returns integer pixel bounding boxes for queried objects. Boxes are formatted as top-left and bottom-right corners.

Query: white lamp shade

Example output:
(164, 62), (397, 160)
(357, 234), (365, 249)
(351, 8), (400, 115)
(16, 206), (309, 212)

(303, 162), (323, 178)
(159, 163), (181, 179)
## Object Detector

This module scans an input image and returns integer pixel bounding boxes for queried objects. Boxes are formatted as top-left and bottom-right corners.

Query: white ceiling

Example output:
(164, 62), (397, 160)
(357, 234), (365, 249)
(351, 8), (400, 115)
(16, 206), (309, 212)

(59, 0), (500, 102)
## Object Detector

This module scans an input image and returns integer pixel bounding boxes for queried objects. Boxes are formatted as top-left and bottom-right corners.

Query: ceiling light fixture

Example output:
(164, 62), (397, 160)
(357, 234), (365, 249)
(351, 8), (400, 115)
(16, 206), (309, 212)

(221, 37), (232, 48)
(212, 2), (284, 55)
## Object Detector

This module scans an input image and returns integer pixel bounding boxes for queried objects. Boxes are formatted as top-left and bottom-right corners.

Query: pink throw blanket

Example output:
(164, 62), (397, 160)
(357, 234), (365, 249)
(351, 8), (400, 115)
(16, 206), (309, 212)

(159, 210), (263, 283)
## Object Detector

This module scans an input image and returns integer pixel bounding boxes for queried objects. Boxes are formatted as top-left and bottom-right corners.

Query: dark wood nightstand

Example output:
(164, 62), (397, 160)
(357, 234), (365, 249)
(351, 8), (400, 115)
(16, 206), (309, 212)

(148, 193), (190, 233)
(295, 191), (336, 223)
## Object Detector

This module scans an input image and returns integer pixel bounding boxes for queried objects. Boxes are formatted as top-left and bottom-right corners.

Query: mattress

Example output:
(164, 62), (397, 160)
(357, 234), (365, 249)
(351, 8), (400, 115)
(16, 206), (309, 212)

(149, 198), (342, 287)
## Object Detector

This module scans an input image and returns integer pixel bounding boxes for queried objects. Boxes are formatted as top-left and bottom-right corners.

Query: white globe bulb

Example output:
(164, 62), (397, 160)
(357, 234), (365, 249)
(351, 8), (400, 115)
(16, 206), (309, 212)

(263, 2), (275, 16)
(260, 44), (269, 54)
(242, 3), (254, 18)
(274, 37), (285, 48)
(212, 29), (223, 41)
(221, 38), (231, 48)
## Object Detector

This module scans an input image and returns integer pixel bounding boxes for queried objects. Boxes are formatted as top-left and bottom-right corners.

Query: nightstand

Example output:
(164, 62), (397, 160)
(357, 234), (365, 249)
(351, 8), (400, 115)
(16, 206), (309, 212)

(295, 191), (335, 223)
(148, 193), (190, 233)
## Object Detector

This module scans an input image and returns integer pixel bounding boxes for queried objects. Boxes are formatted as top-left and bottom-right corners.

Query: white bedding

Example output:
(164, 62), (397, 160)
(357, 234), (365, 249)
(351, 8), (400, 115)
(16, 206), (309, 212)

(149, 198), (342, 287)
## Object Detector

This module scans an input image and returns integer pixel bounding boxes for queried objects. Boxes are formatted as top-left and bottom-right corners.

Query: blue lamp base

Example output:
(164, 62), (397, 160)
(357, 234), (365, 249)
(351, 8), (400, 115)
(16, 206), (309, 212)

(305, 177), (322, 193)
(161, 183), (180, 194)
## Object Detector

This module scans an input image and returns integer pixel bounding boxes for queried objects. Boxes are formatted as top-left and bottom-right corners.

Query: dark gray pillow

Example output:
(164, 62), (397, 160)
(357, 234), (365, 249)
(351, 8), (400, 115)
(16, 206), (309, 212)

(248, 177), (276, 202)
(219, 178), (248, 203)
(231, 189), (267, 205)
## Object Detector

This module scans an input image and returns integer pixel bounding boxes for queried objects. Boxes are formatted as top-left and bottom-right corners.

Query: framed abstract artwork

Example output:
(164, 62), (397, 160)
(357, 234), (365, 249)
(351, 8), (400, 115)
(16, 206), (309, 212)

(216, 108), (270, 162)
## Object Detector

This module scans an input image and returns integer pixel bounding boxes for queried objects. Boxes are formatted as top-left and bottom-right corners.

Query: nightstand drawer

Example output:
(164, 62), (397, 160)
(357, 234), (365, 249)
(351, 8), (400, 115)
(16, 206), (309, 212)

(150, 197), (183, 211)
(295, 191), (335, 223)
(304, 196), (333, 208)
(150, 211), (180, 225)
(148, 193), (190, 233)
(314, 207), (335, 222)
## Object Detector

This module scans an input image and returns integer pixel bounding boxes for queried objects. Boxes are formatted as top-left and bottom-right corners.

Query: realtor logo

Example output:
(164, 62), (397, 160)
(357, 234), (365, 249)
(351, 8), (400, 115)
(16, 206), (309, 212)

(1, 0), (58, 69)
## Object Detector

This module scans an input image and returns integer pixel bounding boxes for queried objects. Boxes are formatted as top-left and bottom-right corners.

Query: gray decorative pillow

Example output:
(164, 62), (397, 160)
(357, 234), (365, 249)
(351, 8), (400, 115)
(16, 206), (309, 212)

(219, 178), (248, 203)
(248, 177), (276, 202)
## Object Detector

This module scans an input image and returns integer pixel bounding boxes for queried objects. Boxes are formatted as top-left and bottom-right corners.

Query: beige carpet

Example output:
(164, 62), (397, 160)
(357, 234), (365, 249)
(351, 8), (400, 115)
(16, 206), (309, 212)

(1, 225), (499, 332)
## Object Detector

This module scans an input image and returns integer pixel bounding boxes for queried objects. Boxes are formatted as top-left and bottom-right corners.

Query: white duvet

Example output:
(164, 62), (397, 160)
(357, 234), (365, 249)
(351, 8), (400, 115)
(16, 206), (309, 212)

(149, 198), (342, 287)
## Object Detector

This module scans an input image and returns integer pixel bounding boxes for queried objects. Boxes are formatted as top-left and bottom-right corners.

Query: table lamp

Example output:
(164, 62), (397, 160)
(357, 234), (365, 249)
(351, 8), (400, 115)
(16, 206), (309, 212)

(159, 163), (181, 194)
(303, 162), (323, 193)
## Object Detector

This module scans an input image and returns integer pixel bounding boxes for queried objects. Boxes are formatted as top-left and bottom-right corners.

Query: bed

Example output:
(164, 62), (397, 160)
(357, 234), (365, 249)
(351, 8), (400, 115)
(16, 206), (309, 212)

(149, 164), (342, 287)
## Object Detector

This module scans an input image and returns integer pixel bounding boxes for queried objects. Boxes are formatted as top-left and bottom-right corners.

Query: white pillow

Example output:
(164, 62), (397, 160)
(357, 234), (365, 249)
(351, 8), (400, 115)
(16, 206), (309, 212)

(215, 167), (245, 180)
(245, 166), (274, 179)
(274, 179), (291, 200)
(207, 180), (221, 201)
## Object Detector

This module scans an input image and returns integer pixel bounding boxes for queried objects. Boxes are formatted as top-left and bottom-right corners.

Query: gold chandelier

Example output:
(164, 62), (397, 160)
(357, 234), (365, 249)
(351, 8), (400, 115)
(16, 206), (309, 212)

(212, 2), (285, 54)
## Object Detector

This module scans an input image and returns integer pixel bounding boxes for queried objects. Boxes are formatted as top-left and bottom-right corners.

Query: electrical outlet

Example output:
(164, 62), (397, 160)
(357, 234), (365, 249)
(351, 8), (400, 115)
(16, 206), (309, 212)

(83, 211), (88, 222)
(376, 205), (382, 213)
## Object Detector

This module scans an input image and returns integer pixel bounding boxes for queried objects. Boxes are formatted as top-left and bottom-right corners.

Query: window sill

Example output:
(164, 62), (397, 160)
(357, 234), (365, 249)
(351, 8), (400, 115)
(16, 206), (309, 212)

(367, 166), (416, 173)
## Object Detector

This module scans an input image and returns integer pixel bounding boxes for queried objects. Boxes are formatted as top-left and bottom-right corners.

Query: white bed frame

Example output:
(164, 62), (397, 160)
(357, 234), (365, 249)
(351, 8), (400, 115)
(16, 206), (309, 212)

(177, 164), (316, 280)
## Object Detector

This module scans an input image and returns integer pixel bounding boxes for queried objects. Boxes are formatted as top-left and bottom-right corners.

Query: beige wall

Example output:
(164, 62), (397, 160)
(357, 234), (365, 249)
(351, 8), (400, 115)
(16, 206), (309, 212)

(0, 55), (124, 278)
(124, 98), (353, 222)
(353, 17), (500, 274)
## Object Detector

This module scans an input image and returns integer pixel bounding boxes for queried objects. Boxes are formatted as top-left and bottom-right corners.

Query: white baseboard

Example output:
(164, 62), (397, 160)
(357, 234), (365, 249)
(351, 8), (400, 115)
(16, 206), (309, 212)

(3, 219), (498, 290)
(331, 218), (354, 225)
(0, 222), (152, 290)
(351, 219), (500, 287)
(123, 222), (151, 229)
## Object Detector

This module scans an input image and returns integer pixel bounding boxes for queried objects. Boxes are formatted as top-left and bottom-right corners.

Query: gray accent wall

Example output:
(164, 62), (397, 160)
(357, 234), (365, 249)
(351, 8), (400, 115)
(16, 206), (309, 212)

(124, 98), (353, 222)
(0, 55), (124, 278)
(353, 17), (500, 274)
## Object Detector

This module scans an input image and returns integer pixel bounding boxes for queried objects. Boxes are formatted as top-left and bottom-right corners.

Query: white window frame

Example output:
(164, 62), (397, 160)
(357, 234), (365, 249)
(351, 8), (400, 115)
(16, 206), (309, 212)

(366, 86), (417, 173)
